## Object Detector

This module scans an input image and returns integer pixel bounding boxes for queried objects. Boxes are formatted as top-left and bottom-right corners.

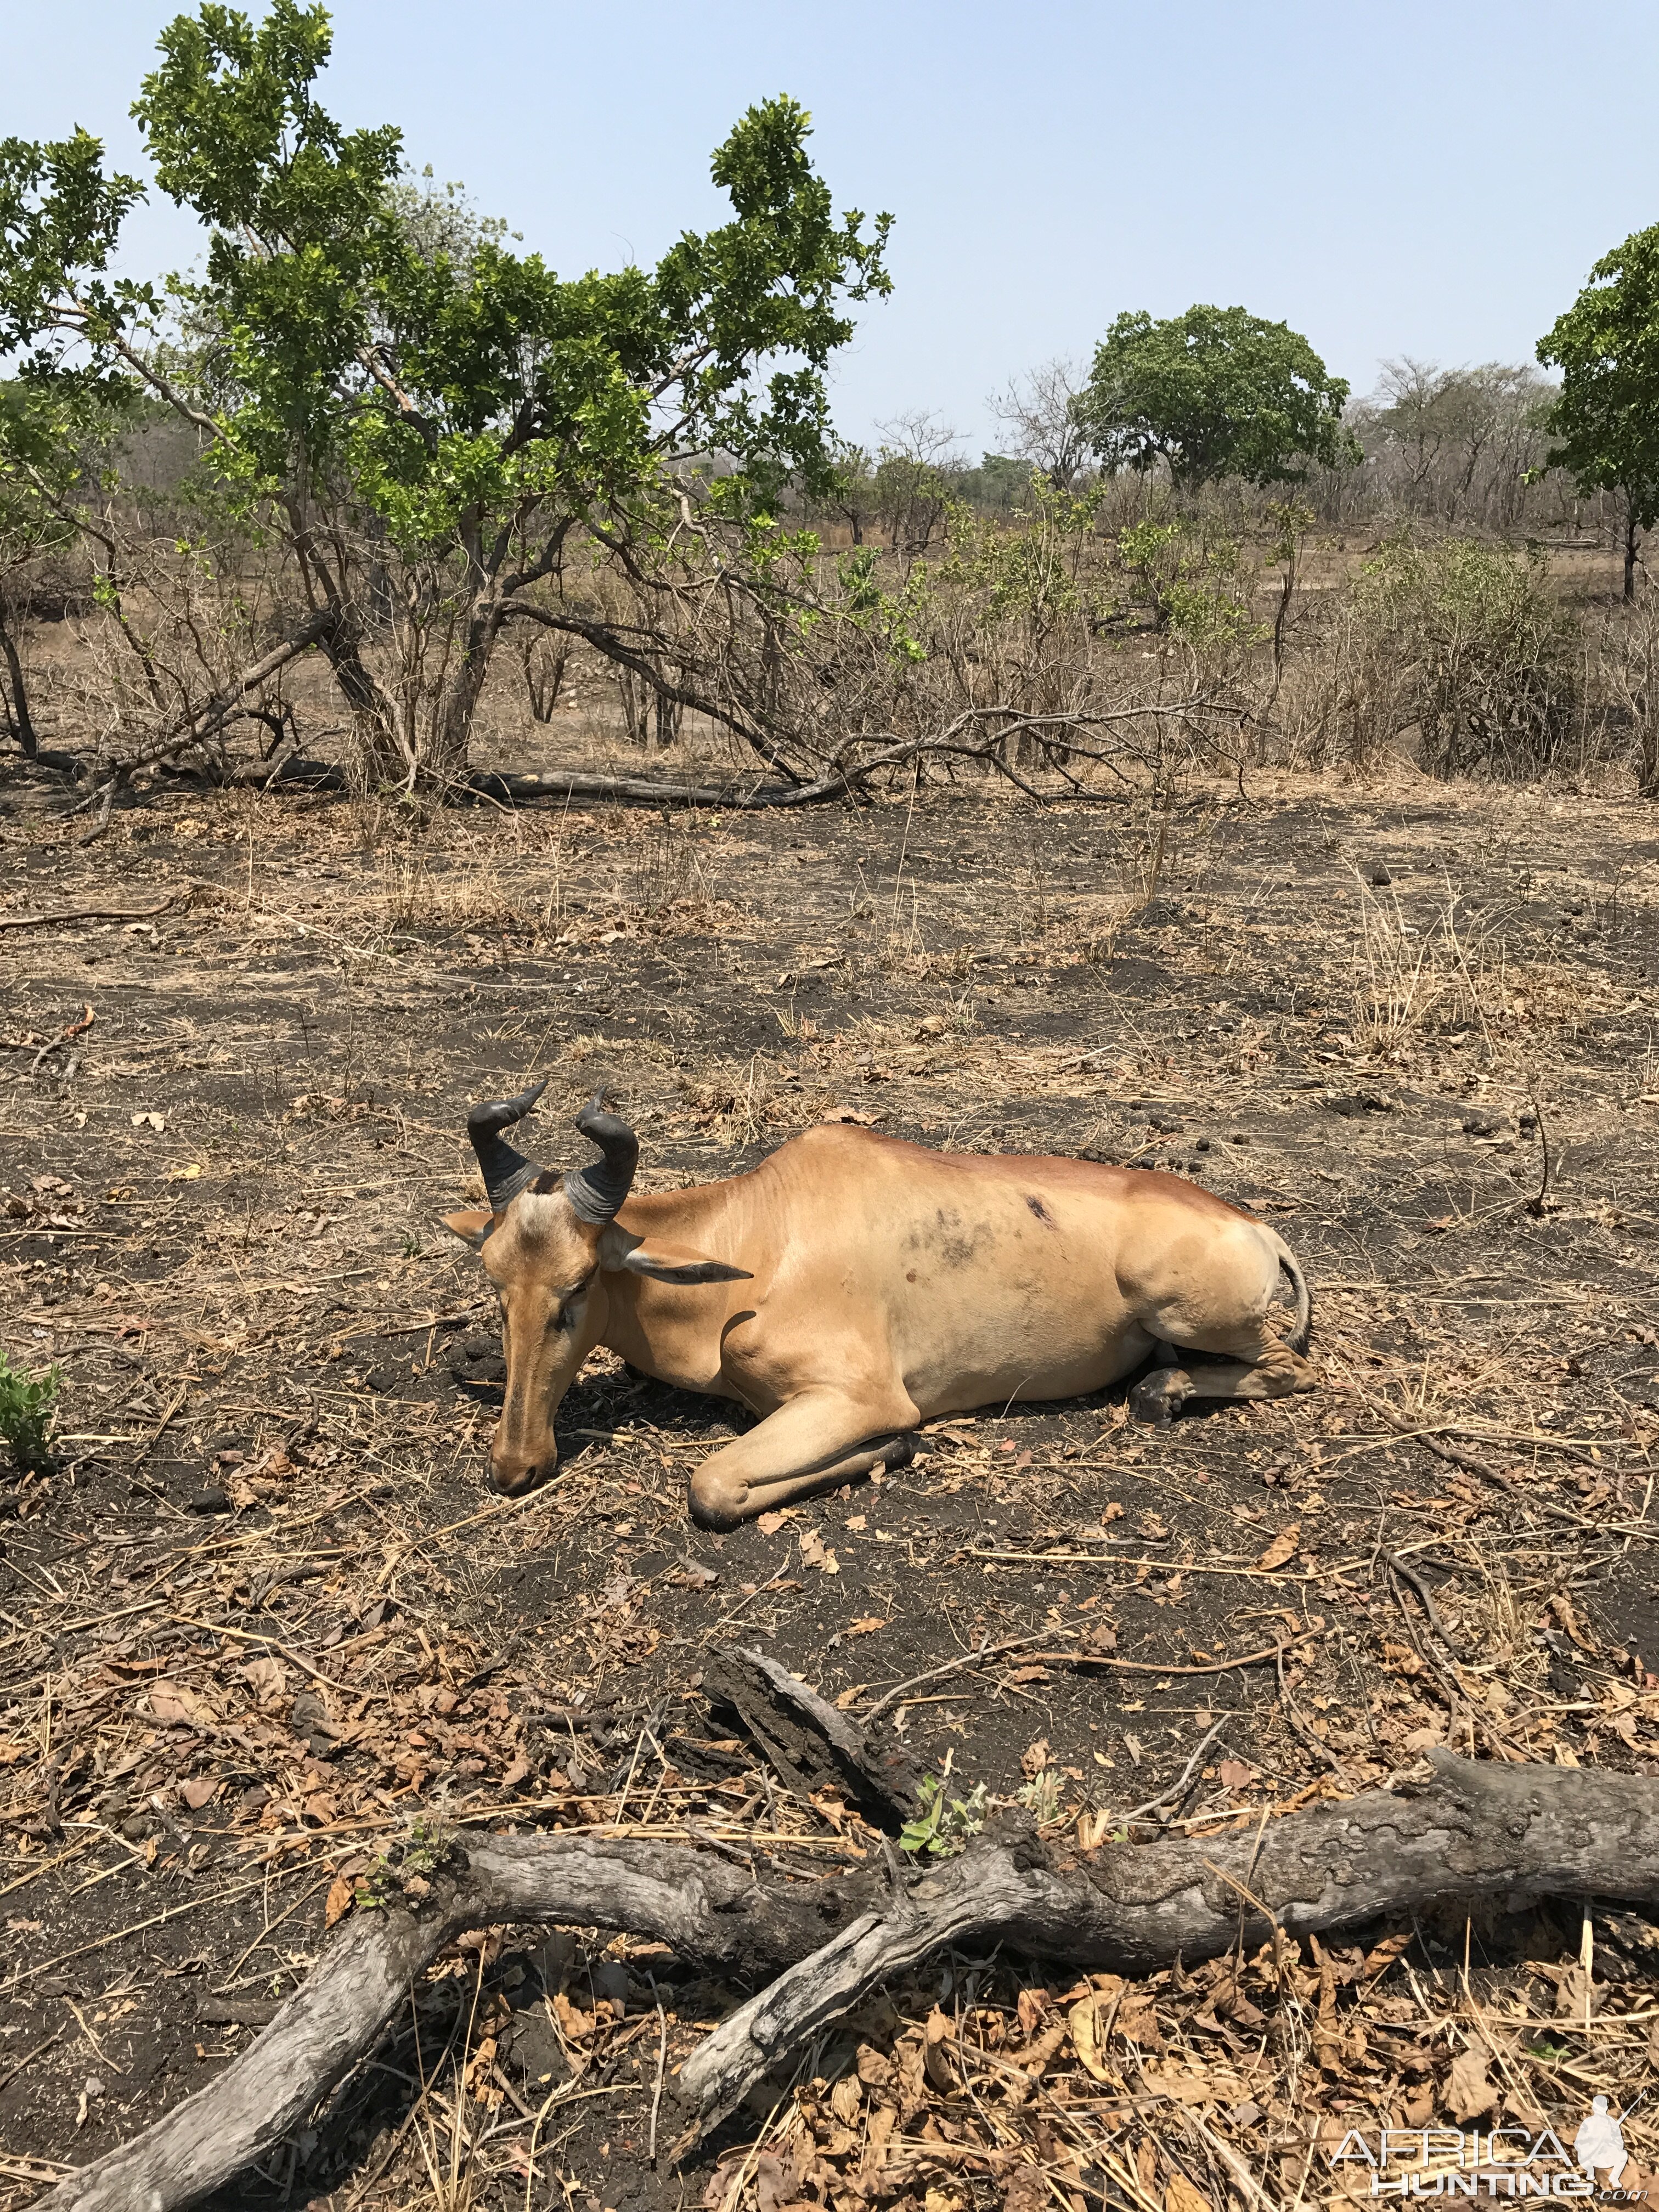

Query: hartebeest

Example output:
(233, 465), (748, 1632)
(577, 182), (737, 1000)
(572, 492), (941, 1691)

(442, 1083), (1314, 1528)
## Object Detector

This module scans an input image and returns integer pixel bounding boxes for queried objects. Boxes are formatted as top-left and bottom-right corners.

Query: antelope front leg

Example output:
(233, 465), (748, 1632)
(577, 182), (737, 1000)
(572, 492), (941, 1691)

(687, 1387), (917, 1531)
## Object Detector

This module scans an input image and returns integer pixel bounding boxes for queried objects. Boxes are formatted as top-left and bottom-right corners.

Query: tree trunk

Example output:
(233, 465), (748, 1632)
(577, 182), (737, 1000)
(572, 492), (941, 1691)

(653, 684), (682, 752)
(1626, 504), (1640, 604)
(0, 602), (38, 758)
(335, 600), (493, 793)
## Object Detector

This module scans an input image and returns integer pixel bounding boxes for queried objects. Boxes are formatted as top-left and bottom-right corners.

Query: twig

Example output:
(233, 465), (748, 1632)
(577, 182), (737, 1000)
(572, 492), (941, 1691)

(129, 1383), (188, 1472)
(1018, 1629), (1323, 1679)
(1525, 1080), (1554, 1217)
(1115, 1718), (1228, 1827)
(969, 1546), (1356, 1583)
(862, 1628), (1062, 1723)
(26, 1003), (95, 1074)
(1388, 1551), (1466, 1657)
(0, 2026), (63, 2097)
(647, 1990), (668, 2164)
(1276, 1641), (1354, 1786)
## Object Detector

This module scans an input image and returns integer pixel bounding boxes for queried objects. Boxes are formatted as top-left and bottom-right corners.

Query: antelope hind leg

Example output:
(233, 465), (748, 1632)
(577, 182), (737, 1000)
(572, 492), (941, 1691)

(1129, 1326), (1314, 1425)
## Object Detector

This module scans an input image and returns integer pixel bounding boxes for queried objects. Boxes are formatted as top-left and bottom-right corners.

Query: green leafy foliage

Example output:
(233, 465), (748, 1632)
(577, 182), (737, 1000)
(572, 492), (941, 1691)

(898, 1771), (989, 1857)
(0, 1349), (59, 1476)
(1334, 534), (1580, 779)
(1113, 515), (1261, 651)
(0, 129), (146, 365)
(1076, 304), (1357, 489)
(1537, 223), (1659, 593)
(123, 8), (890, 522)
(0, 3), (893, 780)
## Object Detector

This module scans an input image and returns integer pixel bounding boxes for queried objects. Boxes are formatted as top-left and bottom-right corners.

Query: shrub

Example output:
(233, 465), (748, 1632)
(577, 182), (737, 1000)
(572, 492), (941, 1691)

(1330, 535), (1582, 780)
(0, 1351), (59, 1476)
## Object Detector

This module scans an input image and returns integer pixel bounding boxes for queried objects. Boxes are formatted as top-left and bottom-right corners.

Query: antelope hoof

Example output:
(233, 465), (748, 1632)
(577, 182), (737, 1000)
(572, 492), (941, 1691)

(1130, 1372), (1185, 1425)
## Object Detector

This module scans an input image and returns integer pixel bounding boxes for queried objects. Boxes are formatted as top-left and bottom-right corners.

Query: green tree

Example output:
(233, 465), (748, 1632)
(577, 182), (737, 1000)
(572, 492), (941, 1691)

(1075, 304), (1357, 491)
(1, 1), (890, 788)
(0, 382), (76, 755)
(1537, 223), (1659, 602)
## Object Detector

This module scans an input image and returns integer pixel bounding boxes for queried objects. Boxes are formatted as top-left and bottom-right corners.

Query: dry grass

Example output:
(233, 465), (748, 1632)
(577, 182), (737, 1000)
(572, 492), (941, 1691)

(1, 751), (1657, 2210)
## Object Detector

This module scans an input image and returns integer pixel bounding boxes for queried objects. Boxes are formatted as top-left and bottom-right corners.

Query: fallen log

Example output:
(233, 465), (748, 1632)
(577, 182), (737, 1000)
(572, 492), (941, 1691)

(36, 1754), (1659, 2212)
(222, 755), (856, 808)
(33, 1833), (851, 2212)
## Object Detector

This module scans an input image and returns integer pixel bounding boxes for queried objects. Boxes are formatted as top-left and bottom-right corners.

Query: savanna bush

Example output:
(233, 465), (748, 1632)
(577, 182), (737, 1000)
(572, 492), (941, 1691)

(1302, 535), (1583, 780)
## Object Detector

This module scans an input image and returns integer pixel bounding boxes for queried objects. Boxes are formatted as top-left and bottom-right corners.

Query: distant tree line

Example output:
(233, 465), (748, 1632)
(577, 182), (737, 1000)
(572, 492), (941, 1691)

(841, 267), (1656, 595)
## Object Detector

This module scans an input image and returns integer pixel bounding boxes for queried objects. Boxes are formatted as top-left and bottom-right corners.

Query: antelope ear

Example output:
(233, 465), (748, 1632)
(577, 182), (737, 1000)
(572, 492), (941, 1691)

(605, 1233), (751, 1285)
(441, 1208), (496, 1250)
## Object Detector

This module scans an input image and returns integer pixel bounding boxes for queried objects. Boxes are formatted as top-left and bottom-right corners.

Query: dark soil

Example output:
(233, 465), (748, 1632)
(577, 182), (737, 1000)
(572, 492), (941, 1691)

(2, 763), (1658, 2208)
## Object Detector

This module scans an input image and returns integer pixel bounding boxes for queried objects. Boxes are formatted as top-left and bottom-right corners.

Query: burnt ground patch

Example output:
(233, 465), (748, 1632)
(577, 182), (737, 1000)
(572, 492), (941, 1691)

(2, 768), (1658, 2207)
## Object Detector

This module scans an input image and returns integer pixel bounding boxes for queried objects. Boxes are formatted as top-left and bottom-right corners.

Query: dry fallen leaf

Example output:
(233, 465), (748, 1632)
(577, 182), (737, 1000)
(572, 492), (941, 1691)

(799, 1529), (839, 1575)
(1017, 2023), (1066, 2078)
(324, 1873), (354, 1928)
(179, 1775), (219, 1810)
(828, 2073), (862, 2123)
(1218, 1758), (1255, 1790)
(849, 1617), (887, 1635)
(757, 1511), (788, 1536)
(1166, 2172), (1215, 2212)
(1256, 1523), (1301, 1571)
(1117, 1990), (1163, 2050)
(149, 1683), (210, 1727)
(923, 2006), (956, 2092)
(1446, 2036), (1498, 2119)
(752, 2152), (791, 2212)
(1068, 1993), (1113, 2081)
(1020, 1736), (1051, 1777)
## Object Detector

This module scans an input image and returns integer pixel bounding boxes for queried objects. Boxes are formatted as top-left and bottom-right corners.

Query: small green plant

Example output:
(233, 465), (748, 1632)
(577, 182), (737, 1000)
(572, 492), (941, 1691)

(1016, 1769), (1065, 1826)
(400, 1229), (424, 1258)
(355, 1814), (457, 1909)
(899, 1770), (990, 1858)
(0, 1352), (59, 1476)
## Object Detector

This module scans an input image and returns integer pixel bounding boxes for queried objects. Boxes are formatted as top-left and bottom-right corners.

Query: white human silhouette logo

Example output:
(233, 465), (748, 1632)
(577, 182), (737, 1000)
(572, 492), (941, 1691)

(1576, 2097), (1627, 2186)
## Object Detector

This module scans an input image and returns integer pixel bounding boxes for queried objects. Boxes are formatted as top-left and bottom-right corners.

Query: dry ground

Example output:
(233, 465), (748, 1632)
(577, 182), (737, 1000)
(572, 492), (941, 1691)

(2, 751), (1658, 2212)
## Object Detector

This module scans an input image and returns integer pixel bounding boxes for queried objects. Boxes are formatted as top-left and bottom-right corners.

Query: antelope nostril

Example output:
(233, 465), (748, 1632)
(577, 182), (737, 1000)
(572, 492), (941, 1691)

(488, 1458), (538, 1496)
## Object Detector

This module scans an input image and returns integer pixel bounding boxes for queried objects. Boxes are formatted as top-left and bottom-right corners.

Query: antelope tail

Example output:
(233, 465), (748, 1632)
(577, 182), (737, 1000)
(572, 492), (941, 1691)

(1268, 1233), (1313, 1356)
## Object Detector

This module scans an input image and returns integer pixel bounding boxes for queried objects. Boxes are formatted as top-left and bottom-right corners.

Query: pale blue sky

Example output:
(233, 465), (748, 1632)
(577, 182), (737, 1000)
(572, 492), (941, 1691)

(7, 1), (1657, 450)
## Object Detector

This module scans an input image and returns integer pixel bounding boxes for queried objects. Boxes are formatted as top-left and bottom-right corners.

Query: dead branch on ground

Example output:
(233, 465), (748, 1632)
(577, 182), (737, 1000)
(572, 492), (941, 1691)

(35, 1754), (1659, 2212)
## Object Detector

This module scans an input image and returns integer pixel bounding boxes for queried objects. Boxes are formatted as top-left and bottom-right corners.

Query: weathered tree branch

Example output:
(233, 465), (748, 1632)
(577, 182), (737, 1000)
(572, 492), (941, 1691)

(48, 608), (336, 828)
(35, 1756), (1659, 2212)
(33, 1834), (852, 2212)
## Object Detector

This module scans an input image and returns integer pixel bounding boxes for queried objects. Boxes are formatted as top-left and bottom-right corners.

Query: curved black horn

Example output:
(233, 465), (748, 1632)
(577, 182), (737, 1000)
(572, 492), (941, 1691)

(563, 1092), (639, 1224)
(466, 1076), (549, 1212)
